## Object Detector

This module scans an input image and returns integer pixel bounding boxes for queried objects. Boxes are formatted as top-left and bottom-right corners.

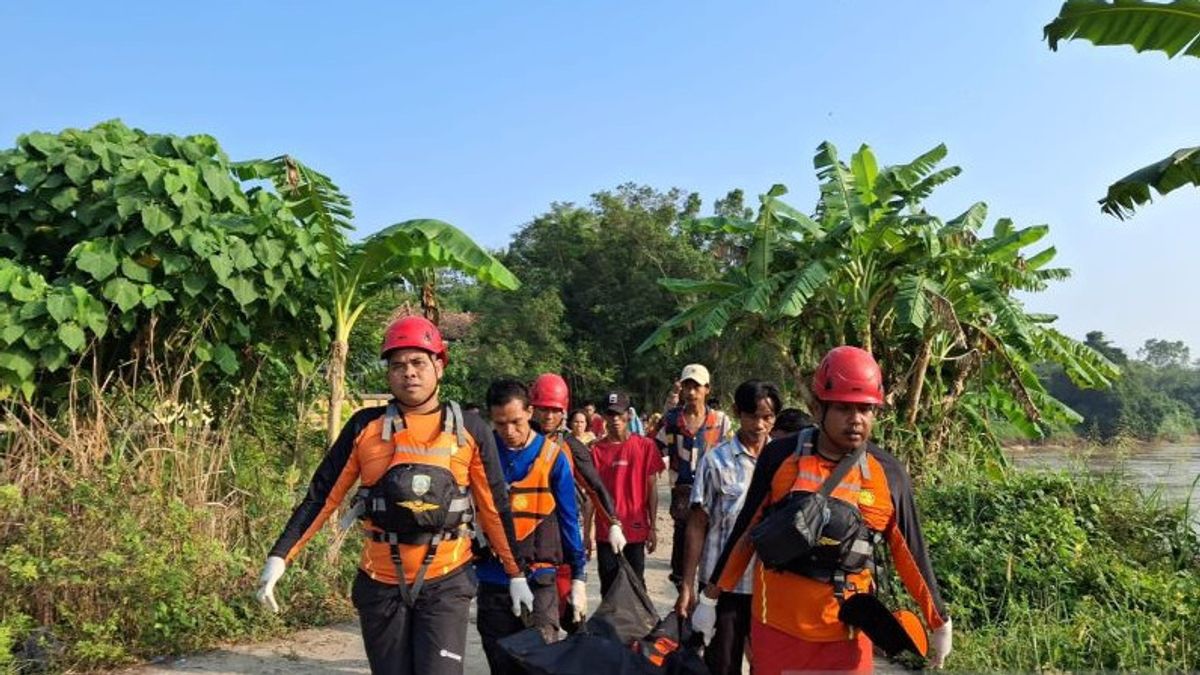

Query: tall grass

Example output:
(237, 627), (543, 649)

(0, 348), (356, 672)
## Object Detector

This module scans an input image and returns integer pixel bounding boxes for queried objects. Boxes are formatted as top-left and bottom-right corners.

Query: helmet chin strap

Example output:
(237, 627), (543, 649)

(400, 381), (440, 414)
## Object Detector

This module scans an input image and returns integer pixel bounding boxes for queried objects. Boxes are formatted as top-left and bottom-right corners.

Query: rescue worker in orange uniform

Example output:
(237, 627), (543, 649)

(528, 373), (627, 627)
(255, 316), (532, 675)
(696, 347), (953, 673)
(476, 378), (588, 673)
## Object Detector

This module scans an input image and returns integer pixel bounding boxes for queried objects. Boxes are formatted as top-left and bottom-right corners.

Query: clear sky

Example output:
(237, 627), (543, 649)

(4, 1), (1198, 356)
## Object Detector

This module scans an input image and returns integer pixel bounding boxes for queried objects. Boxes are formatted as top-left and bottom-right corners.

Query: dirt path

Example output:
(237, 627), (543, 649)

(120, 486), (903, 674)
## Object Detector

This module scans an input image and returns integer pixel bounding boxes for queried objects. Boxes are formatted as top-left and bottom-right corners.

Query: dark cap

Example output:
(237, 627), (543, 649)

(602, 391), (630, 414)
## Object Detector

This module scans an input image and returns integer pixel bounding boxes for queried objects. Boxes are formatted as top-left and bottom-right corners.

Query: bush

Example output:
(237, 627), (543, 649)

(917, 467), (1200, 670)
(0, 363), (356, 672)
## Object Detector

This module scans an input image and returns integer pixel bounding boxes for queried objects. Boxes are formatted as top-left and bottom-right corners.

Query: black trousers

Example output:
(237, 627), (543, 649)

(596, 541), (646, 597)
(704, 591), (752, 675)
(351, 566), (477, 675)
(476, 575), (559, 675)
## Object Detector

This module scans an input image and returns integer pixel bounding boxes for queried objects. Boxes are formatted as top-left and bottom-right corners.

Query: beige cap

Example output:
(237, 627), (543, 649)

(679, 363), (711, 386)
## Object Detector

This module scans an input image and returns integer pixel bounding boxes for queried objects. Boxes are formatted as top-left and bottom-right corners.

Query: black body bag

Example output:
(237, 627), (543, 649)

(750, 442), (865, 570)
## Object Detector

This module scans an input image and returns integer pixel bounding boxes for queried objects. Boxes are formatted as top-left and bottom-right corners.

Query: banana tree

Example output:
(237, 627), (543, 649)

(1045, 0), (1200, 218)
(640, 142), (1118, 464)
(235, 158), (519, 444)
(636, 183), (831, 410)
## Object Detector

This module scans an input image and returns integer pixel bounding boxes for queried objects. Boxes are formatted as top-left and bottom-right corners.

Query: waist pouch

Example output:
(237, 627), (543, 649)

(750, 490), (830, 569)
(366, 463), (468, 542)
(749, 442), (867, 573)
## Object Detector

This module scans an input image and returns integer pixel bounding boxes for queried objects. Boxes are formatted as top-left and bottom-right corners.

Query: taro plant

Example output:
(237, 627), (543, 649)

(0, 120), (330, 401)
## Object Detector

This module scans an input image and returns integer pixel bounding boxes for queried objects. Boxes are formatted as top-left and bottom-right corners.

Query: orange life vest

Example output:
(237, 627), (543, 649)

(353, 402), (475, 603)
(508, 438), (564, 567)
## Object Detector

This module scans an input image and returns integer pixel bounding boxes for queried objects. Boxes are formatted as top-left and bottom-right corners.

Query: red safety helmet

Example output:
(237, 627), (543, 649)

(380, 315), (448, 365)
(530, 373), (570, 411)
(812, 346), (884, 405)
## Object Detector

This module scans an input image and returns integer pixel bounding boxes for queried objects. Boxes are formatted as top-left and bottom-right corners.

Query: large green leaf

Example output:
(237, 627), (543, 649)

(0, 352), (35, 380)
(1045, 0), (1200, 58)
(101, 277), (141, 312)
(1099, 146), (1200, 218)
(359, 219), (519, 291)
(57, 322), (86, 351)
(73, 241), (120, 281)
(774, 260), (830, 317)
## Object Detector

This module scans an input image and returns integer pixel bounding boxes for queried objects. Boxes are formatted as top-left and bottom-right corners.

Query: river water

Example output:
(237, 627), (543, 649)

(1006, 443), (1200, 525)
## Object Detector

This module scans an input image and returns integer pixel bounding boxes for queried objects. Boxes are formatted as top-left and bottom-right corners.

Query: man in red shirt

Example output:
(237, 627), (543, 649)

(589, 391), (666, 596)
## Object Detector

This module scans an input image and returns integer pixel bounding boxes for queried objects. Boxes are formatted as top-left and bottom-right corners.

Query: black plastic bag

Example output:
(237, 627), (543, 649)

(636, 611), (709, 675)
(585, 553), (659, 644)
(498, 628), (664, 675)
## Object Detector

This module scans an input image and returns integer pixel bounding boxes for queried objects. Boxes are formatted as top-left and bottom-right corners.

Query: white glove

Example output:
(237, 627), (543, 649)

(255, 556), (286, 613)
(929, 618), (953, 668)
(509, 576), (535, 617)
(690, 593), (717, 644)
(569, 579), (588, 623)
(608, 523), (627, 552)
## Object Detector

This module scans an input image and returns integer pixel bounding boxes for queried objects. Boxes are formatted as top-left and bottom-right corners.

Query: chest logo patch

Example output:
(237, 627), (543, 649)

(513, 495), (528, 510)
(411, 474), (431, 496)
(858, 490), (875, 506)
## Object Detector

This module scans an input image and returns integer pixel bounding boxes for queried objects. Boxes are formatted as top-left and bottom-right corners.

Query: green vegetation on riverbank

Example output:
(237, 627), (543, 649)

(918, 453), (1200, 671)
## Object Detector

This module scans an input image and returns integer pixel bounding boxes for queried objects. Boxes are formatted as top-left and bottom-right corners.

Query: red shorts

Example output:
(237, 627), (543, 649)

(749, 619), (873, 674)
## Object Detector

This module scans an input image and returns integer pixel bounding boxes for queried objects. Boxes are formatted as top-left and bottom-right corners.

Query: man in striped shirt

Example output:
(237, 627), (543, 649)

(675, 380), (781, 675)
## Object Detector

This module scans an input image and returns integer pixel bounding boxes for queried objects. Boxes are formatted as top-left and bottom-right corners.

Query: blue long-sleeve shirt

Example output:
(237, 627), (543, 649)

(475, 431), (587, 586)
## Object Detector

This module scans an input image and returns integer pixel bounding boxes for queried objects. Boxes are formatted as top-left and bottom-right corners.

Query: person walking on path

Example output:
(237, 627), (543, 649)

(528, 373), (627, 625)
(590, 391), (666, 595)
(655, 364), (731, 589)
(567, 409), (597, 446)
(474, 378), (588, 673)
(695, 347), (952, 673)
(255, 316), (533, 675)
(675, 380), (781, 675)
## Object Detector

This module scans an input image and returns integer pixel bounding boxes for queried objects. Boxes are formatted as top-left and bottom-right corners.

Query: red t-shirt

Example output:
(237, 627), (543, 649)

(589, 413), (607, 438)
(590, 434), (665, 544)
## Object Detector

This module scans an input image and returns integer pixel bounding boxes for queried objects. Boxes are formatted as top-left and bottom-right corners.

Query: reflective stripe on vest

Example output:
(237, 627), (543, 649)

(509, 439), (561, 541)
(357, 401), (473, 540)
(793, 432), (870, 502)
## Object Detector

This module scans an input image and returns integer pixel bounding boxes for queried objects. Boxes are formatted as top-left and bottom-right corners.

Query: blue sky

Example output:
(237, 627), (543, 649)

(4, 1), (1198, 356)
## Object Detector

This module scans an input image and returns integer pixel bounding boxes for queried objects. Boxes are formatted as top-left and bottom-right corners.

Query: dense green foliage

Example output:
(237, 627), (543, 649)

(0, 121), (330, 401)
(0, 369), (359, 671)
(1045, 331), (1199, 441)
(443, 184), (721, 409)
(232, 156), (520, 443)
(920, 465), (1199, 670)
(640, 143), (1117, 462)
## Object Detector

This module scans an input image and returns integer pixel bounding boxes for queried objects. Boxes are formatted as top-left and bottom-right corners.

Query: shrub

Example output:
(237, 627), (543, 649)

(916, 467), (1200, 670)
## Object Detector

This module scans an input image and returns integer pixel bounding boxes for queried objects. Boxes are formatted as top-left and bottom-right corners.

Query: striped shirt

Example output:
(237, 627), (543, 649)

(690, 435), (757, 594)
